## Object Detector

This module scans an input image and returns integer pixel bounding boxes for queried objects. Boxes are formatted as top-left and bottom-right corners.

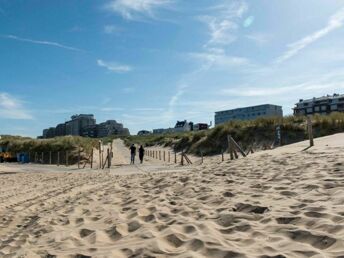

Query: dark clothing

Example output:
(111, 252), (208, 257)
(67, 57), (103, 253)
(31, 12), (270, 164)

(139, 146), (145, 163)
(130, 145), (136, 164)
(130, 146), (136, 154)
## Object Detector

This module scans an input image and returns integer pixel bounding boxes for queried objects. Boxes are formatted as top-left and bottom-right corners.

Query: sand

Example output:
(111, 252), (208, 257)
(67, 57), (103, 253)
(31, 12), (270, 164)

(0, 134), (344, 257)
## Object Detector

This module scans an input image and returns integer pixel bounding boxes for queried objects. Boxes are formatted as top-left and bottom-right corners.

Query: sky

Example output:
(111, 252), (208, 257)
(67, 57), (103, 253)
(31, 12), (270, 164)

(1, 0), (344, 137)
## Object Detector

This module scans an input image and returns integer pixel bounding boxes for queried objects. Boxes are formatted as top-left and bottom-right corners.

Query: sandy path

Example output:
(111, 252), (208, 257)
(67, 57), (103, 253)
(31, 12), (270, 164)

(0, 134), (343, 257)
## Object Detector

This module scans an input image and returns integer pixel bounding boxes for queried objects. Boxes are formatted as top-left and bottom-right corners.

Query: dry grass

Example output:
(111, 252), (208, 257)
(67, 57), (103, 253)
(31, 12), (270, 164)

(124, 113), (344, 155)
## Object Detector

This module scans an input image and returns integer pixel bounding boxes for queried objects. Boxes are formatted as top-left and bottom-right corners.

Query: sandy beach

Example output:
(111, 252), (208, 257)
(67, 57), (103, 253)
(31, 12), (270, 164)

(0, 134), (344, 257)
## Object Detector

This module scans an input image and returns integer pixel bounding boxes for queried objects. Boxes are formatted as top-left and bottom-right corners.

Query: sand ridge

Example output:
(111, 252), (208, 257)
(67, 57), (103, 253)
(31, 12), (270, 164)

(0, 134), (344, 257)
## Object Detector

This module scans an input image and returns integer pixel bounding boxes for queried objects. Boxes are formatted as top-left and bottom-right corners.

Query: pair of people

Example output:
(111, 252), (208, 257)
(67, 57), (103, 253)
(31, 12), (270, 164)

(129, 144), (144, 164)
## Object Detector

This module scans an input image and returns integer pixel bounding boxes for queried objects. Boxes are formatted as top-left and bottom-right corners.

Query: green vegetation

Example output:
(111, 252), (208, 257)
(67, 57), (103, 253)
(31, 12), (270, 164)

(0, 135), (98, 155)
(124, 113), (344, 155)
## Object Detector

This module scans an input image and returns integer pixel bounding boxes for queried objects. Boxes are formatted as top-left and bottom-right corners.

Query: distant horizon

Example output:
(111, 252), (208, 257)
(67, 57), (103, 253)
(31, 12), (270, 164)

(1, 0), (344, 137)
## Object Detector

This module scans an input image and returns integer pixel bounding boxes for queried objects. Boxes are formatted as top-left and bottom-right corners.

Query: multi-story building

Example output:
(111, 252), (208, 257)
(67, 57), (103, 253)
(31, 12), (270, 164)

(193, 123), (209, 131)
(41, 115), (129, 138)
(137, 130), (152, 136)
(46, 127), (56, 138)
(66, 114), (96, 136)
(174, 120), (193, 132)
(215, 104), (283, 125)
(293, 93), (344, 116)
(97, 120), (129, 137)
(55, 123), (66, 137)
(81, 124), (98, 138)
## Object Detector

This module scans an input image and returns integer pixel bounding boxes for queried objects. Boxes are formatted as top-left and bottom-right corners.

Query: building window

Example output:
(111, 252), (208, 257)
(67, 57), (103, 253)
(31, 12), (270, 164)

(331, 105), (338, 110)
(307, 108), (313, 113)
(321, 106), (327, 111)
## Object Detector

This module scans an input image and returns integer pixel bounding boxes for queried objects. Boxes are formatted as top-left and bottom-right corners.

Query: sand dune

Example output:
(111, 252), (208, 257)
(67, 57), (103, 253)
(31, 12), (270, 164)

(0, 134), (344, 257)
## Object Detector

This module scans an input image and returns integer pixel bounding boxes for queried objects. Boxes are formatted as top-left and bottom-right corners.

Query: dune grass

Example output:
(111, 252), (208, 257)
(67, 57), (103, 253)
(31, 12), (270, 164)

(124, 113), (344, 155)
(0, 135), (98, 155)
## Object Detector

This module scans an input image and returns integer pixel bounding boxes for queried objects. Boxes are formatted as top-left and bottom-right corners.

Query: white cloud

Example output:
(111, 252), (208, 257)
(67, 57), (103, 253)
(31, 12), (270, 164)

(190, 48), (250, 69)
(200, 1), (248, 46)
(100, 107), (124, 112)
(1, 34), (83, 52)
(245, 33), (270, 45)
(0, 93), (33, 120)
(276, 7), (344, 63)
(104, 0), (172, 20)
(104, 24), (122, 34)
(97, 59), (132, 73)
(221, 81), (344, 97)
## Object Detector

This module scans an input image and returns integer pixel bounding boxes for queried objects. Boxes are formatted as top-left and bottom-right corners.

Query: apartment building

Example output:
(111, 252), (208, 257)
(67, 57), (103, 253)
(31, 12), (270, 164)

(215, 104), (283, 125)
(293, 94), (344, 115)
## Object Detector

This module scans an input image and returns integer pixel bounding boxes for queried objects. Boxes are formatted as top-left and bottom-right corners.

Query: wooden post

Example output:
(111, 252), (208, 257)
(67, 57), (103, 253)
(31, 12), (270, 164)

(307, 116), (314, 147)
(90, 149), (93, 169)
(168, 152), (171, 163)
(49, 151), (52, 165)
(181, 152), (184, 166)
(174, 152), (177, 164)
(107, 148), (111, 168)
(159, 151), (161, 160)
(41, 152), (44, 164)
(229, 136), (246, 157)
(28, 152), (31, 163)
(66, 151), (68, 166)
(98, 141), (102, 169)
(221, 150), (224, 162)
(228, 135), (234, 160)
(78, 147), (81, 169)
(233, 148), (239, 159)
(57, 152), (60, 166)
(163, 151), (165, 162)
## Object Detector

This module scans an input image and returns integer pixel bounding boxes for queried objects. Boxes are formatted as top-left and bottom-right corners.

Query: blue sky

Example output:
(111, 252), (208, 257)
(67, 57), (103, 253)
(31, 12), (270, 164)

(1, 0), (344, 136)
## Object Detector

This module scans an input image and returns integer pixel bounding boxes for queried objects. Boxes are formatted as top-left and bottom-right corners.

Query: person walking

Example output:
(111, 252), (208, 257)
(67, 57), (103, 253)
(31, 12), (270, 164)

(139, 145), (145, 164)
(129, 144), (136, 164)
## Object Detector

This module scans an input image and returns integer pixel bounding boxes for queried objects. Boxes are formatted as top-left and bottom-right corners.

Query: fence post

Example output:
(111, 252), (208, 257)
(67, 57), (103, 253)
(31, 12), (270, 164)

(90, 149), (93, 169)
(159, 151), (161, 160)
(168, 151), (171, 163)
(98, 140), (102, 169)
(49, 151), (52, 165)
(307, 116), (314, 147)
(181, 151), (184, 166)
(78, 147), (81, 169)
(66, 151), (68, 166)
(107, 148), (111, 168)
(174, 152), (177, 164)
(228, 135), (234, 160)
(163, 151), (166, 162)
(41, 152), (44, 164)
(57, 152), (60, 166)
(221, 150), (224, 162)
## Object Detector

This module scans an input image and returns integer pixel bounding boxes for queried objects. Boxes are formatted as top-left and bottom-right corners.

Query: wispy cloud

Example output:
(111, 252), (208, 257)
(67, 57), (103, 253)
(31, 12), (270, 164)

(1, 34), (83, 52)
(100, 107), (124, 112)
(190, 48), (250, 69)
(0, 92), (33, 120)
(104, 24), (122, 34)
(97, 59), (132, 73)
(276, 7), (344, 63)
(104, 0), (173, 20)
(200, 1), (248, 46)
(221, 81), (344, 97)
(245, 33), (270, 45)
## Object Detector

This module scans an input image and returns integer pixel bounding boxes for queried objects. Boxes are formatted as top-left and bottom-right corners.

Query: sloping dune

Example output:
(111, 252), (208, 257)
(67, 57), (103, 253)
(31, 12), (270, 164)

(0, 134), (344, 257)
